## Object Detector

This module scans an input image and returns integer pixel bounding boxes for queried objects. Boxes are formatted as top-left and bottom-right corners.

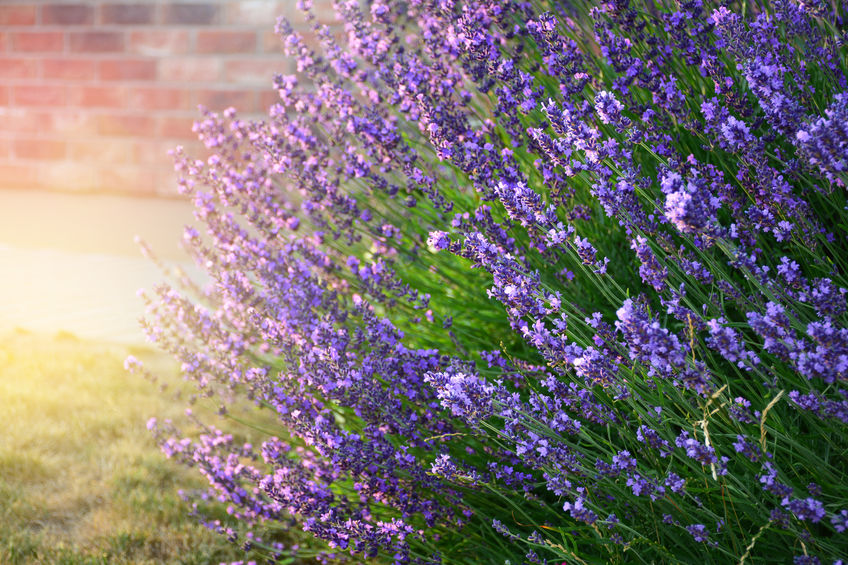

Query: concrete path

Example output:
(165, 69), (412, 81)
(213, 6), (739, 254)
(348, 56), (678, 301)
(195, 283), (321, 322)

(0, 189), (204, 344)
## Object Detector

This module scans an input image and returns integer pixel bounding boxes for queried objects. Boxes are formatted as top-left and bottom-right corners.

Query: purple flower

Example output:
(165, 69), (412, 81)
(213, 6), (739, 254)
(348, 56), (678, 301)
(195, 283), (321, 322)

(630, 237), (668, 292)
(424, 368), (494, 425)
(675, 431), (718, 465)
(427, 230), (451, 251)
(719, 116), (754, 150)
(563, 494), (598, 525)
(729, 396), (756, 424)
(809, 278), (847, 318)
(686, 523), (709, 542)
(789, 390), (821, 411)
(706, 318), (760, 368)
(147, 1), (848, 562)
(733, 434), (762, 462)
(492, 518), (519, 541)
(831, 509), (848, 533)
(493, 179), (557, 230)
(795, 93), (848, 185)
(660, 171), (720, 235)
(636, 425), (671, 457)
(611, 450), (637, 473)
(573, 236), (610, 274)
(430, 454), (480, 485)
(771, 507), (792, 529)
(797, 320), (848, 384)
(595, 90), (627, 128)
(759, 462), (794, 498)
(663, 472), (686, 494)
(747, 302), (798, 362)
(783, 497), (826, 523)
(616, 299), (688, 378)
(572, 347), (618, 388)
(626, 474), (665, 500)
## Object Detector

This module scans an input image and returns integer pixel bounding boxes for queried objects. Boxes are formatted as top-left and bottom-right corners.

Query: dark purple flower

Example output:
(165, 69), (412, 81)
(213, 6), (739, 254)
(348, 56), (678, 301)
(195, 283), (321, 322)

(733, 434), (762, 462)
(831, 509), (848, 533)
(759, 462), (794, 498)
(427, 230), (451, 251)
(616, 299), (688, 378)
(424, 368), (494, 425)
(630, 237), (668, 292)
(675, 431), (718, 465)
(795, 93), (848, 185)
(665, 472), (686, 494)
(686, 523), (709, 543)
(706, 318), (760, 369)
(563, 493), (598, 525)
(595, 90), (627, 128)
(783, 497), (826, 523)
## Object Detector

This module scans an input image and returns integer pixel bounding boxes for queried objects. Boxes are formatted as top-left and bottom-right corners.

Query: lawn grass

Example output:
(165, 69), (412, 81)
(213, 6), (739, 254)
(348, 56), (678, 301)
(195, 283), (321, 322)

(0, 329), (264, 564)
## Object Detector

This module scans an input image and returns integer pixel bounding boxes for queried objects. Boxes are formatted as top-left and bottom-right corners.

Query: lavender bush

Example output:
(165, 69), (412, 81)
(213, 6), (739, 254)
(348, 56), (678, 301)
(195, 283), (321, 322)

(131, 0), (848, 563)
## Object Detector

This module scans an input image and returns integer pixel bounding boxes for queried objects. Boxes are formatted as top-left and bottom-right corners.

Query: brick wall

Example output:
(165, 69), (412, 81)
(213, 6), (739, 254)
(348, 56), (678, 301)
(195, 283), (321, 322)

(0, 1), (333, 196)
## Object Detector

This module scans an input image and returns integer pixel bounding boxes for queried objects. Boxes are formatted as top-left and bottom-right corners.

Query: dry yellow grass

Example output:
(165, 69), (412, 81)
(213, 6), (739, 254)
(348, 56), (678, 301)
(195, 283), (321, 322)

(0, 330), (259, 564)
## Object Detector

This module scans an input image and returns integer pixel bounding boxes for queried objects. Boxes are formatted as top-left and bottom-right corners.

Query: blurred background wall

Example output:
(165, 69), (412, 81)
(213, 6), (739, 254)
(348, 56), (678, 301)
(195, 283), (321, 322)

(0, 0), (333, 196)
(0, 1), (339, 342)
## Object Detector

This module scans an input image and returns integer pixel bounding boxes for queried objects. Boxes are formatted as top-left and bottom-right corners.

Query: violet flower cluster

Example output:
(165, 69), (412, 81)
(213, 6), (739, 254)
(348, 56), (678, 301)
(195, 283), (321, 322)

(135, 0), (848, 563)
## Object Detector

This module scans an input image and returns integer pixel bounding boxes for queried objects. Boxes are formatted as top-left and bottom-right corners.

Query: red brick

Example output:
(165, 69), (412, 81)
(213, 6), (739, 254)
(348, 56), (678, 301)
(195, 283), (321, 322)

(128, 30), (189, 56)
(98, 113), (156, 137)
(39, 162), (98, 191)
(158, 58), (220, 82)
(69, 86), (126, 108)
(134, 140), (174, 165)
(52, 112), (98, 135)
(0, 138), (11, 158)
(311, 0), (339, 24)
(155, 167), (182, 196)
(226, 1), (287, 25)
(133, 139), (209, 170)
(151, 166), (184, 195)
(0, 5), (37, 26)
(259, 90), (279, 112)
(0, 57), (38, 80)
(100, 3), (155, 25)
(224, 58), (291, 85)
(69, 32), (124, 53)
(97, 164), (157, 195)
(125, 87), (190, 111)
(0, 87), (8, 106)
(0, 164), (39, 187)
(42, 4), (95, 25)
(261, 30), (285, 54)
(2, 109), (54, 133)
(98, 59), (157, 81)
(163, 3), (218, 25)
(178, 140), (206, 155)
(42, 58), (97, 80)
(69, 139), (135, 163)
(195, 89), (258, 113)
(12, 85), (65, 107)
(196, 30), (257, 54)
(14, 138), (66, 160)
(156, 115), (196, 138)
(10, 31), (65, 53)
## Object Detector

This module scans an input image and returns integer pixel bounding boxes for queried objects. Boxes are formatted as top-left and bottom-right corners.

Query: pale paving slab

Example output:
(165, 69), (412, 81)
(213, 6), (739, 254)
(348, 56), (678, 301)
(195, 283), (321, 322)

(0, 189), (205, 344)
